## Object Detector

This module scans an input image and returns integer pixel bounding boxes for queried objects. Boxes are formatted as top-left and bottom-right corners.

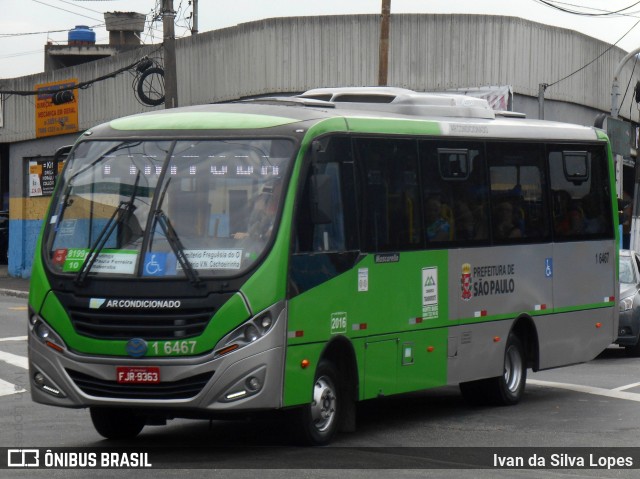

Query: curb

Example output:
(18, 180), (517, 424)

(0, 288), (29, 299)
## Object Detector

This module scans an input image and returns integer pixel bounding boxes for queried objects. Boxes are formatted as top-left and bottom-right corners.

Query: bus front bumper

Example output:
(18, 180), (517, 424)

(28, 306), (287, 414)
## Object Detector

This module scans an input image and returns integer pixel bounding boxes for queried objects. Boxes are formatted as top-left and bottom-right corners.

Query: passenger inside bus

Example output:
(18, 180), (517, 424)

(233, 181), (282, 241)
(582, 193), (607, 234)
(454, 201), (476, 241)
(553, 189), (583, 236)
(494, 200), (523, 239)
(425, 196), (451, 241)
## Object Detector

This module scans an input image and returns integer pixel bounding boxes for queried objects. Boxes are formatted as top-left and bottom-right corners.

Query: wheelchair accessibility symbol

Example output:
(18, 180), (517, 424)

(545, 258), (553, 278)
(146, 254), (161, 275)
(144, 253), (167, 276)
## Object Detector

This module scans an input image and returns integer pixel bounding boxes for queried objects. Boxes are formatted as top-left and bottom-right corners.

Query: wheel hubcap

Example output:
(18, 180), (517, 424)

(310, 376), (337, 432)
(504, 345), (523, 394)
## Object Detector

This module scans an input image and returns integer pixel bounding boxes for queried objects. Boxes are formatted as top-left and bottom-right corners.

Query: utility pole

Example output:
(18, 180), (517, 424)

(191, 0), (199, 35)
(378, 0), (391, 86)
(538, 83), (547, 120)
(163, 0), (178, 109)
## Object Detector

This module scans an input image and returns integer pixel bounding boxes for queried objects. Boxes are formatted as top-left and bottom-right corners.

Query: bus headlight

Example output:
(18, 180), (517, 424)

(243, 324), (260, 342)
(35, 322), (52, 340)
(214, 311), (274, 358)
(29, 308), (67, 353)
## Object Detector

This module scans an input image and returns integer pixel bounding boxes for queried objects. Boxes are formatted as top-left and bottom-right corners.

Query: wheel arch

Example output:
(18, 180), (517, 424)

(511, 314), (540, 372)
(318, 335), (359, 432)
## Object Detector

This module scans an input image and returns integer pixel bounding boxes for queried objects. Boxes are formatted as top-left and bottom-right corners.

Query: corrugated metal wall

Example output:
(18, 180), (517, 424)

(1, 14), (636, 143)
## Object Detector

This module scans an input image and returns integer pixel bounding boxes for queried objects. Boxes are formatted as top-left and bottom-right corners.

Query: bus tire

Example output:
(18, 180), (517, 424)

(90, 407), (146, 440)
(460, 333), (526, 406)
(295, 360), (341, 446)
(488, 333), (527, 405)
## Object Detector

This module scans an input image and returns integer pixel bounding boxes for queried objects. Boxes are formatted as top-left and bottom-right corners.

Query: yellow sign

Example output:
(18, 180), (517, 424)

(35, 79), (79, 138)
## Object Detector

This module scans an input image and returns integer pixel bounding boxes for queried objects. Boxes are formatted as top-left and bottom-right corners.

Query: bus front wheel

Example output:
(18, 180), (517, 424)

(295, 360), (341, 446)
(460, 333), (526, 406)
(90, 407), (146, 440)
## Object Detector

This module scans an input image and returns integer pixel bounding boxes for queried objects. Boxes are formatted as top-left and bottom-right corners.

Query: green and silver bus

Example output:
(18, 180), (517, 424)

(28, 88), (619, 444)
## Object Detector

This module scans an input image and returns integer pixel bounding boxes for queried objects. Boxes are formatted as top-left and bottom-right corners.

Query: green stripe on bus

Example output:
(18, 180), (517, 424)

(110, 112), (299, 131)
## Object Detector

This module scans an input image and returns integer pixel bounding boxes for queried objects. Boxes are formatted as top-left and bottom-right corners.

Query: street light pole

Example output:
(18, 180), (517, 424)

(611, 46), (640, 118)
(163, 0), (178, 109)
(611, 46), (640, 250)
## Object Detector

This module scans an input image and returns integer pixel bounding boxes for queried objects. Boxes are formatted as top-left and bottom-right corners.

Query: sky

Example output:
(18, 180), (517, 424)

(4, 0), (640, 79)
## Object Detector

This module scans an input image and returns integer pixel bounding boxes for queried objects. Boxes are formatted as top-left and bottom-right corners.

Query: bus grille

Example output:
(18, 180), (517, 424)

(66, 369), (214, 400)
(68, 307), (213, 340)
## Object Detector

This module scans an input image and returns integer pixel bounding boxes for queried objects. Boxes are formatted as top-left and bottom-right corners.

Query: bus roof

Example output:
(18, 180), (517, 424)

(86, 88), (604, 143)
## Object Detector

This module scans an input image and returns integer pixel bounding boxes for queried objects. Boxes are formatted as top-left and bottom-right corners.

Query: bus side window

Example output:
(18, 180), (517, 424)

(487, 142), (549, 242)
(420, 141), (489, 244)
(294, 137), (353, 253)
(311, 162), (345, 252)
(548, 146), (613, 241)
(355, 138), (422, 252)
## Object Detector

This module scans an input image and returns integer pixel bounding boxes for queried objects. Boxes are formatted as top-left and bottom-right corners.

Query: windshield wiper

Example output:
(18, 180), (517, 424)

(53, 181), (74, 233)
(150, 179), (201, 286)
(74, 171), (141, 286)
(153, 209), (201, 286)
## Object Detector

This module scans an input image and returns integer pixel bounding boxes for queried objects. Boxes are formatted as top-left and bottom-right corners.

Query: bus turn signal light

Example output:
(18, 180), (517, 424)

(596, 322), (602, 329)
(46, 341), (64, 353)
(215, 344), (239, 357)
(493, 336), (501, 343)
(301, 359), (310, 369)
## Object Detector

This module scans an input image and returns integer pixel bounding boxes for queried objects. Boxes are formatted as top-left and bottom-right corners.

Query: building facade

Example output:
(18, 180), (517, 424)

(0, 13), (638, 277)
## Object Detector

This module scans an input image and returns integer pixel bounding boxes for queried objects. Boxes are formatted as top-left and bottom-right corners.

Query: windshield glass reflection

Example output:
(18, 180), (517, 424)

(45, 138), (294, 279)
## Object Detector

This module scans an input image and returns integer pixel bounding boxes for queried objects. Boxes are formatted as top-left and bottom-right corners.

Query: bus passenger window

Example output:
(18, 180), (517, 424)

(355, 138), (422, 252)
(311, 163), (345, 252)
(420, 140), (488, 244)
(294, 137), (354, 254)
(548, 145), (613, 241)
(487, 142), (549, 242)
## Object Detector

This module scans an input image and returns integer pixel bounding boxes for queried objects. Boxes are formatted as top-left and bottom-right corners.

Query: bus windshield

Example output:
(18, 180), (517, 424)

(45, 138), (295, 279)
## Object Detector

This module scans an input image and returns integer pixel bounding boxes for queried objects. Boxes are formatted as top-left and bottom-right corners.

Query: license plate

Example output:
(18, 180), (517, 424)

(116, 366), (160, 384)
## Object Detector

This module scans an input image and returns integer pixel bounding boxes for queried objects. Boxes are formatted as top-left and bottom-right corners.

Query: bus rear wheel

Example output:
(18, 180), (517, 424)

(295, 360), (341, 446)
(90, 407), (146, 440)
(460, 333), (526, 406)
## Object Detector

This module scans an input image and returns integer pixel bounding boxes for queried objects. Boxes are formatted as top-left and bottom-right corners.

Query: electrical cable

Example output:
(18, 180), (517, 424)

(545, 17), (640, 88)
(535, 0), (640, 17)
(0, 46), (162, 96)
(542, 1), (640, 18)
(32, 0), (103, 23)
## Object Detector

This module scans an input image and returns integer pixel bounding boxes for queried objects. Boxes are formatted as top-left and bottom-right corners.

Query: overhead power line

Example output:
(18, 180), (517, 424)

(32, 0), (103, 23)
(0, 28), (75, 38)
(0, 51), (161, 96)
(546, 16), (640, 88)
(535, 0), (640, 17)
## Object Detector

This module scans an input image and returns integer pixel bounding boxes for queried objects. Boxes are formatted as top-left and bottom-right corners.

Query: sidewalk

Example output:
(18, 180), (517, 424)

(0, 264), (30, 298)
